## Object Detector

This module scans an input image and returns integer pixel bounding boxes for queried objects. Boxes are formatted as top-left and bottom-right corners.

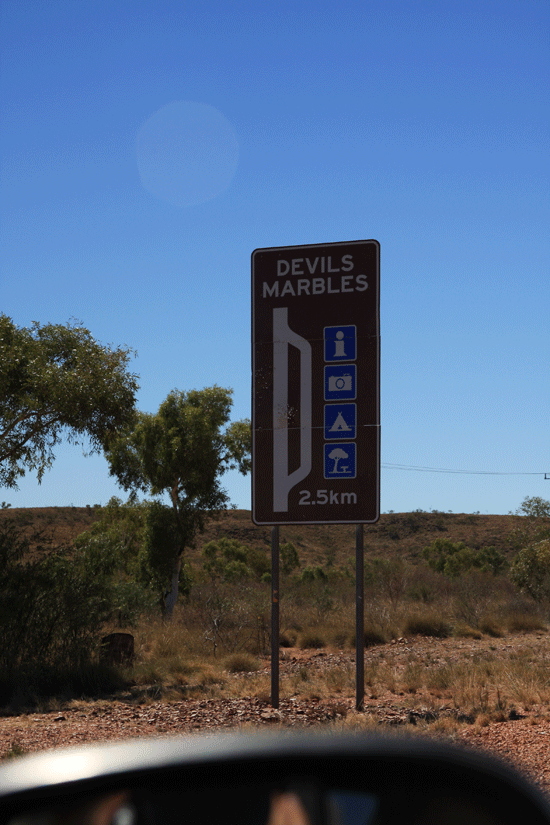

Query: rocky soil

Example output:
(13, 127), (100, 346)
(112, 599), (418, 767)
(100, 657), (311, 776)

(3, 633), (550, 799)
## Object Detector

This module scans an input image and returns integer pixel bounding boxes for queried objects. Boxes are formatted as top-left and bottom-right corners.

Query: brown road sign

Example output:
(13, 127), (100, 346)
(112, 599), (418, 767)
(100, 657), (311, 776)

(252, 239), (380, 525)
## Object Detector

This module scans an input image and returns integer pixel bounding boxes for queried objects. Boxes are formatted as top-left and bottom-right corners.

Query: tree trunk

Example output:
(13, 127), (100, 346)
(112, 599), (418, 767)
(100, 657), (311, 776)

(163, 555), (181, 620)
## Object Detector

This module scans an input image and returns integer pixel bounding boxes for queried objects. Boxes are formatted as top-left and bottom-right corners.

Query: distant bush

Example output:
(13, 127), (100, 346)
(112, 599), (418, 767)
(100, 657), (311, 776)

(510, 540), (550, 603)
(300, 565), (327, 583)
(363, 628), (387, 647)
(403, 614), (451, 638)
(479, 617), (504, 638)
(506, 612), (547, 633)
(454, 624), (483, 639)
(365, 558), (407, 607)
(280, 542), (300, 574)
(349, 628), (387, 648)
(508, 497), (550, 552)
(299, 633), (326, 649)
(422, 539), (507, 578)
(202, 537), (269, 582)
(224, 653), (261, 673)
(0, 515), (139, 701)
(331, 630), (350, 648)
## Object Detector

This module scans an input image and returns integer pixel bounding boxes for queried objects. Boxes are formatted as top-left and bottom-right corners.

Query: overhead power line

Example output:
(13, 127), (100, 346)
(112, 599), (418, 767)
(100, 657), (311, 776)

(382, 463), (548, 476)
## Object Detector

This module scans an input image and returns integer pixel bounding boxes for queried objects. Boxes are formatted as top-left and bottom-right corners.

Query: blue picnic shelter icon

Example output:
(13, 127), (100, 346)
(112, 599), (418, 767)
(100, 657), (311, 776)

(324, 403), (356, 440)
(324, 325), (356, 362)
(324, 443), (356, 479)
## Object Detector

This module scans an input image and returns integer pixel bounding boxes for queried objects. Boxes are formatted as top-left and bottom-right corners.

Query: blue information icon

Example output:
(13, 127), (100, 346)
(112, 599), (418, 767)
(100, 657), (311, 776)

(324, 442), (356, 479)
(324, 404), (356, 440)
(324, 364), (356, 401)
(324, 325), (356, 362)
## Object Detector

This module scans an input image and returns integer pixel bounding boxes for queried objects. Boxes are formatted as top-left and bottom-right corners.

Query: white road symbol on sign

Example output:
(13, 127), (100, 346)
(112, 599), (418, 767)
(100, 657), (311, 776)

(272, 307), (312, 512)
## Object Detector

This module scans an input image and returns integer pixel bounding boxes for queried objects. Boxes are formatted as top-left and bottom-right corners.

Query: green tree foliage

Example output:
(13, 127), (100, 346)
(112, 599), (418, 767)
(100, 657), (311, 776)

(514, 496), (550, 519)
(300, 565), (328, 583)
(104, 387), (251, 617)
(73, 496), (195, 616)
(423, 538), (507, 578)
(508, 496), (550, 552)
(0, 315), (139, 489)
(280, 542), (300, 575)
(510, 539), (550, 603)
(73, 497), (158, 621)
(192, 538), (269, 656)
(365, 558), (407, 607)
(0, 514), (137, 699)
(142, 501), (193, 604)
(74, 496), (145, 560)
(202, 537), (269, 583)
(203, 538), (252, 582)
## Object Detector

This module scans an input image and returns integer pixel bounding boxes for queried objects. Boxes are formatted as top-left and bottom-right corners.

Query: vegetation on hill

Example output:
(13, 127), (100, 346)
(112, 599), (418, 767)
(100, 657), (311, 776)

(0, 497), (549, 708)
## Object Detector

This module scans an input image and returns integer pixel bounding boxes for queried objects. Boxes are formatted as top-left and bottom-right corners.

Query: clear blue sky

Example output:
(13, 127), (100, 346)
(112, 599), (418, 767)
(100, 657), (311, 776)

(1, 0), (548, 515)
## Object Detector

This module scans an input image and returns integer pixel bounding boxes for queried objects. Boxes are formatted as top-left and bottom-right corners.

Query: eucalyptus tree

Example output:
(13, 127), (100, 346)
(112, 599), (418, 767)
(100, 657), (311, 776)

(105, 386), (250, 617)
(0, 315), (138, 489)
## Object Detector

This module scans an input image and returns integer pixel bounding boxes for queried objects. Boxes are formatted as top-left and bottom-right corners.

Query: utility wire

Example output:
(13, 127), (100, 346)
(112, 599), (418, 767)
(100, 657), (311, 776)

(382, 463), (547, 476)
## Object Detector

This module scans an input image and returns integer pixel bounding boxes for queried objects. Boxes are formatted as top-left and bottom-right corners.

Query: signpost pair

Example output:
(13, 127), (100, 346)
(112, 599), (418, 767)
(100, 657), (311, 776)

(252, 239), (380, 709)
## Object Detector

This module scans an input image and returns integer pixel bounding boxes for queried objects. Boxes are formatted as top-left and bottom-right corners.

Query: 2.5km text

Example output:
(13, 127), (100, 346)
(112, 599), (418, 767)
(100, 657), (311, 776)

(298, 490), (357, 505)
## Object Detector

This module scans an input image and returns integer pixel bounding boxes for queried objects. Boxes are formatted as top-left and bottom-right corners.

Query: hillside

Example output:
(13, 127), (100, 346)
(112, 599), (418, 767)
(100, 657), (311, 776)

(0, 506), (520, 569)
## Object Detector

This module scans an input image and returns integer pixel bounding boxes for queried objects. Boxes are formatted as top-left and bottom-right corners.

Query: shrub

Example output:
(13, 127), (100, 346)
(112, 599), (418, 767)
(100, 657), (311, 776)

(365, 558), (407, 607)
(202, 537), (269, 582)
(479, 617), (504, 638)
(422, 539), (506, 578)
(506, 613), (547, 633)
(73, 497), (165, 618)
(454, 624), (483, 639)
(331, 630), (350, 648)
(300, 566), (327, 583)
(0, 511), (161, 701)
(475, 546), (508, 575)
(349, 628), (387, 649)
(0, 522), (116, 697)
(403, 614), (451, 638)
(280, 542), (300, 574)
(224, 653), (261, 673)
(510, 540), (550, 603)
(299, 633), (326, 649)
(363, 628), (387, 647)
(508, 497), (550, 552)
(3, 742), (27, 760)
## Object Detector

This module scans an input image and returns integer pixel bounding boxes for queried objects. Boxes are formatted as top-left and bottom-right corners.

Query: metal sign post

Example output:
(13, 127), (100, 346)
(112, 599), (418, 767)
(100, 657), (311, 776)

(356, 523), (364, 710)
(251, 240), (380, 707)
(271, 526), (279, 708)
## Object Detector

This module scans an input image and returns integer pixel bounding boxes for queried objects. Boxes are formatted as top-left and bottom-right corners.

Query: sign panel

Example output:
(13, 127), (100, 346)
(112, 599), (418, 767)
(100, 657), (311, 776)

(252, 239), (380, 524)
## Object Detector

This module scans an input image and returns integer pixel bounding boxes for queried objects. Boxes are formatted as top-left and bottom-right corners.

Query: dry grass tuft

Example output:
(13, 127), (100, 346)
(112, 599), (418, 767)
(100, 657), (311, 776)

(224, 653), (261, 673)
(363, 628), (387, 647)
(506, 613), (547, 633)
(454, 624), (483, 639)
(299, 633), (327, 649)
(479, 617), (505, 638)
(403, 613), (451, 638)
